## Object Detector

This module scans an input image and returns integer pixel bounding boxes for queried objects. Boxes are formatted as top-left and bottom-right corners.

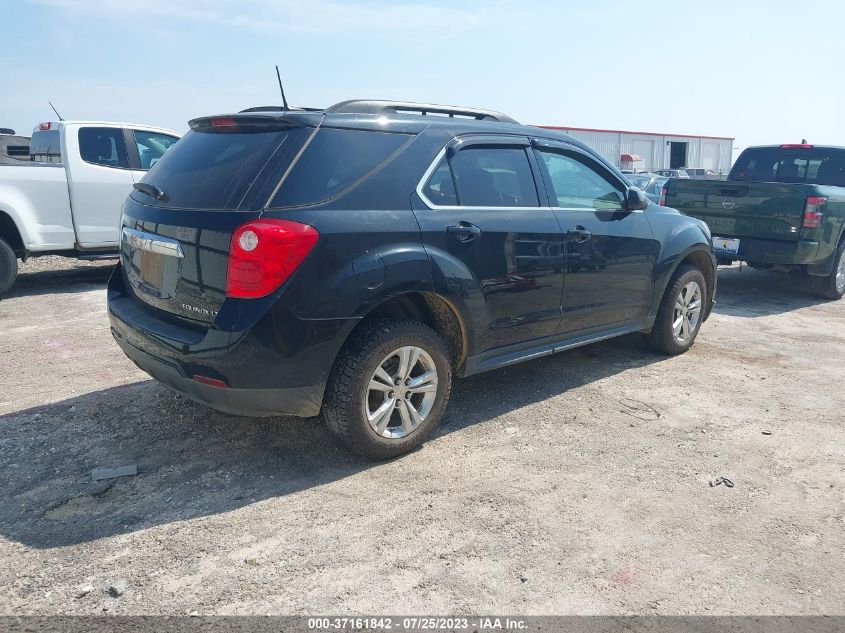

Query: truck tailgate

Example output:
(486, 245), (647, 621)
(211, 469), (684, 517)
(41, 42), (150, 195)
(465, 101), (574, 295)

(665, 180), (808, 242)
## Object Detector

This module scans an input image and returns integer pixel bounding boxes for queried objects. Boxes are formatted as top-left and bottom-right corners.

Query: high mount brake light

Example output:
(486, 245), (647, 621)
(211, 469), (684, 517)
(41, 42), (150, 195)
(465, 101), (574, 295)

(226, 219), (319, 299)
(803, 196), (827, 229)
(210, 118), (238, 129)
(779, 144), (814, 149)
(38, 122), (52, 131)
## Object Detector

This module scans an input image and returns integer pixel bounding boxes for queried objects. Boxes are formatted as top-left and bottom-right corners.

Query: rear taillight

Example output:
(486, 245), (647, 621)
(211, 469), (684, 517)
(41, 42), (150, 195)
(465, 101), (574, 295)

(803, 196), (827, 229)
(659, 187), (668, 206)
(226, 219), (319, 299)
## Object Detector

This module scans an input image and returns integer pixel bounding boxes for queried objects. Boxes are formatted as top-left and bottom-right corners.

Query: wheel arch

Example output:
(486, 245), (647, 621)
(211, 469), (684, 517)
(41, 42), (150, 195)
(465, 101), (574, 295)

(648, 243), (717, 328)
(0, 209), (25, 256)
(351, 291), (470, 372)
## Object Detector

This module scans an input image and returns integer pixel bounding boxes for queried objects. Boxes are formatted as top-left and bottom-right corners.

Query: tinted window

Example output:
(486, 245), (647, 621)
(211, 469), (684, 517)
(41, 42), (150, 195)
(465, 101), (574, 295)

(731, 147), (845, 186)
(79, 127), (129, 168)
(134, 130), (179, 170)
(422, 159), (458, 205)
(29, 130), (62, 163)
(271, 128), (409, 208)
(449, 146), (538, 207)
(537, 150), (624, 210)
(627, 174), (651, 189)
(137, 126), (311, 210)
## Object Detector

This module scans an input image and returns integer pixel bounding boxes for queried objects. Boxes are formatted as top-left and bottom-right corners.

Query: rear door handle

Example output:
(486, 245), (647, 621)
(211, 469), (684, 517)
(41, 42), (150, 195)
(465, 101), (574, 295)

(446, 222), (482, 242)
(565, 227), (592, 244)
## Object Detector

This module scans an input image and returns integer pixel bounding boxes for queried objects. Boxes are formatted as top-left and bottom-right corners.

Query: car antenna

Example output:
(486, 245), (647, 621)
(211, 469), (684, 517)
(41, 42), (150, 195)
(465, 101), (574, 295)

(275, 66), (290, 111)
(48, 101), (64, 121)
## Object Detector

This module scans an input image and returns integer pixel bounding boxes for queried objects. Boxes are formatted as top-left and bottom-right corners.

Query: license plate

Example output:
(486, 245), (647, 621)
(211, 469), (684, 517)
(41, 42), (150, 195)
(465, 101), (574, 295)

(139, 250), (166, 288)
(712, 236), (740, 255)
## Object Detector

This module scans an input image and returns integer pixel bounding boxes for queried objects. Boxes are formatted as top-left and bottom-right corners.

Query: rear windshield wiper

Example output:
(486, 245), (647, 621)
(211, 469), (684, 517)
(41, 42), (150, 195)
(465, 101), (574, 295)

(133, 182), (168, 202)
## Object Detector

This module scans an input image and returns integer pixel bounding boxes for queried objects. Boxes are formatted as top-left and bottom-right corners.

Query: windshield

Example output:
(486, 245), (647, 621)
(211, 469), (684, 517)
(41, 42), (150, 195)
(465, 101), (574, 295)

(627, 174), (652, 189)
(730, 147), (845, 186)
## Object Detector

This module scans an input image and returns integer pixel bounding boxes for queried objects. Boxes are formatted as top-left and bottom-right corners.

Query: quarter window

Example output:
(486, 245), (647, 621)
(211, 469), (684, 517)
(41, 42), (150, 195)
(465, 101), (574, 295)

(78, 127), (129, 169)
(536, 149), (624, 210)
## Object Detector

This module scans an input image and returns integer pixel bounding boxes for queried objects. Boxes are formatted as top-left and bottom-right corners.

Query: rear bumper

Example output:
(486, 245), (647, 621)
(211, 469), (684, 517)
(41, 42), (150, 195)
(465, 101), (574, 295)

(111, 328), (324, 417)
(715, 237), (820, 265)
(107, 265), (358, 418)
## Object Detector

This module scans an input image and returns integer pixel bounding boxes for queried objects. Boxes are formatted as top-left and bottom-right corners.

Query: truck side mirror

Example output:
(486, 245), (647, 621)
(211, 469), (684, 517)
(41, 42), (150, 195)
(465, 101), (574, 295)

(625, 187), (649, 211)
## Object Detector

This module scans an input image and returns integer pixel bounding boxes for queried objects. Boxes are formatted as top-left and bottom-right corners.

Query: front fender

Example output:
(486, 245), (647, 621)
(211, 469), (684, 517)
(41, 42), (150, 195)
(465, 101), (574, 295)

(645, 209), (716, 323)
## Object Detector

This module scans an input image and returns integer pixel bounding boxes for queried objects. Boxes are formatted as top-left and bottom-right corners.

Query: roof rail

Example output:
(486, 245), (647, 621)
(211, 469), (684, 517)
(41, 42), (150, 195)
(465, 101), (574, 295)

(326, 100), (518, 124)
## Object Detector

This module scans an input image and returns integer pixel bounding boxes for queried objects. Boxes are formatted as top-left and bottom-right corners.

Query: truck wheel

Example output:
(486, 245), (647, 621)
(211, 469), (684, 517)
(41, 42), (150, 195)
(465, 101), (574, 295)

(323, 318), (452, 460)
(809, 241), (845, 300)
(0, 237), (18, 298)
(645, 264), (707, 355)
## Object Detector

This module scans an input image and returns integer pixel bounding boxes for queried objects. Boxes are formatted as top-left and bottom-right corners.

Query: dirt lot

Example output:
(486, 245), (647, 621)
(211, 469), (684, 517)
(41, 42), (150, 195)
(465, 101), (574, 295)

(1, 256), (843, 615)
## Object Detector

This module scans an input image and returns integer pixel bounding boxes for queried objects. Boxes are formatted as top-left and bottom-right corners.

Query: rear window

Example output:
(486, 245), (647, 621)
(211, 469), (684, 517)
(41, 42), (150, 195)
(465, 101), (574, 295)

(270, 128), (410, 208)
(29, 130), (62, 163)
(137, 126), (311, 210)
(731, 148), (845, 186)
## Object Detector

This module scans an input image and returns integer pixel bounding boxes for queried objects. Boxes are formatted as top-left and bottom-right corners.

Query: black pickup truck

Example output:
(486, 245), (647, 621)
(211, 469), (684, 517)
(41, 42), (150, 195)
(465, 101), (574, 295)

(663, 144), (845, 299)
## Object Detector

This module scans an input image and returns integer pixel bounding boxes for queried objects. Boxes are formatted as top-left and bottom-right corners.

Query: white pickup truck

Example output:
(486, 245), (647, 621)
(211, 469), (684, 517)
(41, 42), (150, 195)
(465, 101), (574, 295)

(0, 120), (180, 296)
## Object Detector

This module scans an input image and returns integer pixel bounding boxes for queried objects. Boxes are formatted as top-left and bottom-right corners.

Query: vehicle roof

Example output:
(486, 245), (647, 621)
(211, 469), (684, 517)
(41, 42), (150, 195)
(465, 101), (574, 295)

(744, 145), (845, 151)
(34, 121), (182, 136)
(199, 108), (602, 157)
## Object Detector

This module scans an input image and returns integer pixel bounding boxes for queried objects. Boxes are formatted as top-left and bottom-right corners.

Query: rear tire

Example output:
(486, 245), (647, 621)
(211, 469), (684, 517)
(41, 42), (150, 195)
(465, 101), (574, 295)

(0, 237), (18, 298)
(809, 240), (845, 300)
(323, 318), (452, 460)
(645, 265), (707, 355)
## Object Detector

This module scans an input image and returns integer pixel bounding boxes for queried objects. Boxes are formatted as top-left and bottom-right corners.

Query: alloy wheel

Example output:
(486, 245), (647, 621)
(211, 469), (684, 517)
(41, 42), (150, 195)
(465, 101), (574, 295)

(365, 346), (439, 439)
(672, 281), (702, 344)
(836, 248), (845, 294)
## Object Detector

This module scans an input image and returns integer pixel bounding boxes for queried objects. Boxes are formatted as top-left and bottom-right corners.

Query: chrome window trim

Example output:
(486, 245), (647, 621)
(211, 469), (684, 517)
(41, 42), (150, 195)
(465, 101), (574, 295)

(416, 143), (643, 213)
(121, 227), (184, 258)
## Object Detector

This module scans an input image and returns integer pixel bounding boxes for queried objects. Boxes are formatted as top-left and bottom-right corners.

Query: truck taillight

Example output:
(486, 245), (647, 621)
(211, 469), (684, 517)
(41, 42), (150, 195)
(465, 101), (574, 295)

(226, 219), (319, 299)
(659, 187), (668, 206)
(803, 196), (827, 229)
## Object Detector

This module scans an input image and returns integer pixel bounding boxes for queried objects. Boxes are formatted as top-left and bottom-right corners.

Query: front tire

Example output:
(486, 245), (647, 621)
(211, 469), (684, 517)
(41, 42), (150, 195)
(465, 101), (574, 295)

(645, 265), (707, 355)
(809, 240), (845, 300)
(323, 318), (452, 460)
(0, 237), (18, 298)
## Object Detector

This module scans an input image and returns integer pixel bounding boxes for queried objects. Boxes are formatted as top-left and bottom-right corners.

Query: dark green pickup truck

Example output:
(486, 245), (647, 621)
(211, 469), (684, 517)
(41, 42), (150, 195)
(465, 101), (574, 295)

(663, 144), (845, 299)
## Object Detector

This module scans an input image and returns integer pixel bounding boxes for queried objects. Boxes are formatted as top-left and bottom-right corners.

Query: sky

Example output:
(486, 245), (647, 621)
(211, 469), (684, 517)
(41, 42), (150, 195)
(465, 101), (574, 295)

(2, 0), (844, 156)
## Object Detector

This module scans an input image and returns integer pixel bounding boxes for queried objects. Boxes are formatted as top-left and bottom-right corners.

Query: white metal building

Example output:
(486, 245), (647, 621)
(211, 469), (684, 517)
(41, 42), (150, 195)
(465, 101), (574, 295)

(537, 125), (734, 175)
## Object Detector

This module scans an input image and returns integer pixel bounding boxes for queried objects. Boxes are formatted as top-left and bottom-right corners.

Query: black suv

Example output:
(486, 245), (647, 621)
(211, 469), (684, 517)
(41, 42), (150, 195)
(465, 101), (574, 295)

(108, 100), (716, 459)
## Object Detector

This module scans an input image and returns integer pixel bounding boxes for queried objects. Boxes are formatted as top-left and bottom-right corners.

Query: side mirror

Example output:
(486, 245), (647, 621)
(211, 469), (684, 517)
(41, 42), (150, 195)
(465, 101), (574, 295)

(625, 187), (649, 211)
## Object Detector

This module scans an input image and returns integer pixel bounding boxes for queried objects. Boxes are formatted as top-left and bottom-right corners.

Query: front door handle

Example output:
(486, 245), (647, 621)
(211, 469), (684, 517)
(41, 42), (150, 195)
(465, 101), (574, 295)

(565, 227), (592, 244)
(446, 222), (482, 242)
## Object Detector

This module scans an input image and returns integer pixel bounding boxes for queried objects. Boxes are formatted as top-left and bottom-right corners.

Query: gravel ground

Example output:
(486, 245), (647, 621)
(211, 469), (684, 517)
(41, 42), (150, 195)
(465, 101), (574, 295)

(0, 256), (843, 615)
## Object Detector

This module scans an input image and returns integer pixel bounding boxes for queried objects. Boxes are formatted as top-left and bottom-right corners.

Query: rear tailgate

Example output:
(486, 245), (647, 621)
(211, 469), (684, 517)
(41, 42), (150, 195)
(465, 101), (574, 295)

(664, 179), (809, 242)
(119, 114), (319, 325)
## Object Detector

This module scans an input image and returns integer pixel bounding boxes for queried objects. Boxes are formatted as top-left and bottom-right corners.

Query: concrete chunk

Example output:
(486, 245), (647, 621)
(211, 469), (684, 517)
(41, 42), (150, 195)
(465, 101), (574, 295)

(91, 464), (138, 481)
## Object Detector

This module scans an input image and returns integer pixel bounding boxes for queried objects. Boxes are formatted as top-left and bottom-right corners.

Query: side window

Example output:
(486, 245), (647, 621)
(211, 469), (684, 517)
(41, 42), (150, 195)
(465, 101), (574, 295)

(536, 149), (624, 210)
(78, 127), (129, 168)
(271, 128), (409, 208)
(449, 146), (539, 207)
(422, 159), (458, 205)
(134, 131), (178, 170)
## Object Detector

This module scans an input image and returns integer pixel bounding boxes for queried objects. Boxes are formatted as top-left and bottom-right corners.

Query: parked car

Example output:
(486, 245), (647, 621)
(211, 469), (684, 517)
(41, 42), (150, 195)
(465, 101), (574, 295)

(0, 129), (30, 165)
(108, 99), (717, 459)
(654, 168), (690, 178)
(685, 168), (718, 179)
(663, 143), (845, 299)
(0, 121), (180, 296)
(624, 173), (668, 204)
